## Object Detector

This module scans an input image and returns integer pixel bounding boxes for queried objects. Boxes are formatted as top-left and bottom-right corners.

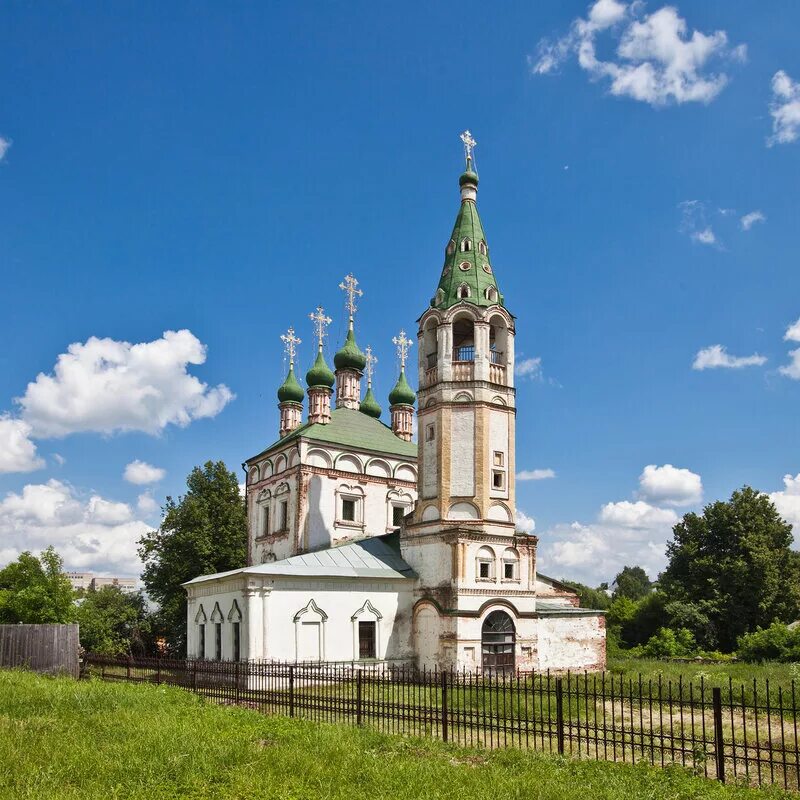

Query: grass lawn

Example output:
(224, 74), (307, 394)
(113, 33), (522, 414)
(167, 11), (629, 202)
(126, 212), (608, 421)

(0, 670), (794, 799)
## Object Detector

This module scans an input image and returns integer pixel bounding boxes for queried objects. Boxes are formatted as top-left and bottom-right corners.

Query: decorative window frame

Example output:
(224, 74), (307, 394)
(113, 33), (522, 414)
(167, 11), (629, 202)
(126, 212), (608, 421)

(293, 599), (328, 662)
(335, 483), (366, 531)
(256, 488), (272, 539)
(485, 286), (498, 302)
(459, 260), (471, 272)
(210, 602), (224, 661)
(460, 237), (472, 252)
(274, 482), (290, 534)
(502, 547), (521, 583)
(446, 239), (456, 256)
(351, 600), (382, 660)
(227, 600), (243, 623)
(386, 489), (413, 531)
(478, 240), (488, 255)
(457, 284), (471, 300)
(476, 545), (496, 583)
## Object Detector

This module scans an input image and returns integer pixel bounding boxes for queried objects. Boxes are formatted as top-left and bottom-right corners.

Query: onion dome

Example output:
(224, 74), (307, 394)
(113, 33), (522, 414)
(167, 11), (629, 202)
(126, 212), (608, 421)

(334, 327), (367, 371)
(305, 350), (335, 388)
(388, 369), (416, 407)
(277, 367), (304, 404)
(459, 169), (479, 188)
(359, 386), (382, 418)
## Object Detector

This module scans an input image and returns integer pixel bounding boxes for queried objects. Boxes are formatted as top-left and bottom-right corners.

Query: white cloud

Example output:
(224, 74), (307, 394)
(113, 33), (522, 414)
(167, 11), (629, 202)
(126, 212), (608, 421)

(0, 480), (148, 575)
(768, 70), (800, 146)
(530, 1), (743, 106)
(517, 468), (556, 481)
(52, 453), (66, 466)
(692, 344), (767, 370)
(740, 210), (765, 231)
(124, 460), (166, 485)
(0, 137), (10, 161)
(692, 227), (716, 245)
(599, 500), (678, 528)
(137, 492), (159, 516)
(638, 463), (702, 506)
(516, 509), (536, 533)
(0, 415), (44, 474)
(17, 329), (234, 438)
(779, 349), (800, 380)
(769, 474), (800, 534)
(784, 318), (800, 343)
(515, 357), (542, 379)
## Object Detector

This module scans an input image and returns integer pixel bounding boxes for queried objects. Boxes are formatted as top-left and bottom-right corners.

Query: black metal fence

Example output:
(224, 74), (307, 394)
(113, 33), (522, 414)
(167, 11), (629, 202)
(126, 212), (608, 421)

(83, 654), (799, 791)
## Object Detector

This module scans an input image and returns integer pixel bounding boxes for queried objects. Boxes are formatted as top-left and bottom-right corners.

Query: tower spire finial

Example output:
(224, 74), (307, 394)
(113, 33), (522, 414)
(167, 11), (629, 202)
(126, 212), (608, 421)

(392, 329), (413, 371)
(364, 345), (377, 388)
(460, 130), (477, 171)
(338, 273), (363, 329)
(280, 326), (301, 368)
(309, 306), (332, 352)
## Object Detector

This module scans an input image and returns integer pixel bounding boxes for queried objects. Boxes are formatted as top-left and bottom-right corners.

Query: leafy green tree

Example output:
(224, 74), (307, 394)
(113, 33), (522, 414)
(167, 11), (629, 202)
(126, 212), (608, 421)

(138, 461), (247, 655)
(76, 586), (154, 656)
(661, 486), (800, 652)
(637, 627), (696, 659)
(612, 565), (653, 601)
(0, 547), (76, 624)
(561, 580), (611, 610)
(737, 622), (800, 663)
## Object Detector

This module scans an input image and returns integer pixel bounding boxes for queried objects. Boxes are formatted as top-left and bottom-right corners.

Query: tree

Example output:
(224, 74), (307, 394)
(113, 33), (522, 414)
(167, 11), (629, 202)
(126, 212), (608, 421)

(612, 565), (653, 601)
(76, 586), (154, 656)
(0, 547), (76, 624)
(138, 461), (247, 655)
(560, 580), (611, 610)
(660, 486), (800, 652)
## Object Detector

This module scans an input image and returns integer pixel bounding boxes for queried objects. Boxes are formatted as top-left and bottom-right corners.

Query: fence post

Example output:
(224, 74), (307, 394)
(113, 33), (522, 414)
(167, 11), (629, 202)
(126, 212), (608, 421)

(289, 665), (295, 718)
(555, 677), (565, 755)
(235, 661), (241, 705)
(356, 669), (363, 726)
(156, 657), (162, 686)
(441, 671), (449, 743)
(712, 687), (725, 783)
(127, 656), (131, 681)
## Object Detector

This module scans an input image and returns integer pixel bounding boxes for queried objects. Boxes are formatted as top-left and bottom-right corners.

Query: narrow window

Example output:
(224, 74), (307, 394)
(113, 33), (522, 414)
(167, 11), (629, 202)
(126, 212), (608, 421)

(492, 470), (506, 490)
(493, 451), (504, 467)
(479, 561), (491, 579)
(392, 505), (405, 527)
(198, 624), (206, 659)
(215, 623), (222, 661)
(359, 621), (376, 659)
(504, 562), (515, 580)
(262, 505), (270, 536)
(342, 498), (356, 522)
(425, 424), (435, 442)
(232, 622), (241, 662)
(479, 240), (487, 255)
(279, 500), (288, 530)
(458, 284), (470, 299)
(460, 237), (472, 252)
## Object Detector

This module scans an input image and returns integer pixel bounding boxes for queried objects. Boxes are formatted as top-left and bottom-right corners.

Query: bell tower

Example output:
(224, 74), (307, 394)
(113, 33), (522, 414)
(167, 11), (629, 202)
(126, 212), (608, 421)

(401, 132), (538, 673)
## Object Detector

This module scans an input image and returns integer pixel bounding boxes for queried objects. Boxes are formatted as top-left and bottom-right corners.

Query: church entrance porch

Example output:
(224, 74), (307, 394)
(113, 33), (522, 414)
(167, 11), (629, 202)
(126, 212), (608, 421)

(481, 610), (515, 673)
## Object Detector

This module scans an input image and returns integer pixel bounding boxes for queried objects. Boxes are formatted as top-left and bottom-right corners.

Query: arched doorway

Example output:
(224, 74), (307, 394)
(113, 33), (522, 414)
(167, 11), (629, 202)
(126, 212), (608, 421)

(481, 610), (515, 673)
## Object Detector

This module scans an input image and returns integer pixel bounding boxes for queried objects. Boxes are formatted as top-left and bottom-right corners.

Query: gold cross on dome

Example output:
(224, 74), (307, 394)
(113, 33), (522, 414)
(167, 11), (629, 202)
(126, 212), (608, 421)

(364, 345), (377, 387)
(280, 326), (301, 367)
(392, 330), (413, 370)
(309, 306), (332, 351)
(460, 130), (477, 167)
(338, 273), (363, 323)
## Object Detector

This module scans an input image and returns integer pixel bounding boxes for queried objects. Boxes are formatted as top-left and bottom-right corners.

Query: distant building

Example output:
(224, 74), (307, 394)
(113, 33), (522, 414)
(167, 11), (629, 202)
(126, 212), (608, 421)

(66, 572), (137, 592)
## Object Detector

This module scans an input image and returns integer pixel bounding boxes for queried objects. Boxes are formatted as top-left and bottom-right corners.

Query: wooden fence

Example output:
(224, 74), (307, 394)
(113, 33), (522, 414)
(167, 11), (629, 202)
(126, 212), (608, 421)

(0, 624), (80, 678)
(84, 654), (800, 791)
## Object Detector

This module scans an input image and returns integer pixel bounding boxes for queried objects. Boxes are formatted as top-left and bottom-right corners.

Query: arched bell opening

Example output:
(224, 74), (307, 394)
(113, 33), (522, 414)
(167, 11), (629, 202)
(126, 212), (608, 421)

(452, 317), (475, 363)
(481, 610), (516, 673)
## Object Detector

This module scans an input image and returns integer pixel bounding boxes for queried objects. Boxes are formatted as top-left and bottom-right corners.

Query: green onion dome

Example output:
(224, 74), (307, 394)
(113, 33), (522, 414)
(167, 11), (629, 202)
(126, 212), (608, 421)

(334, 327), (367, 371)
(388, 369), (416, 407)
(459, 169), (479, 187)
(305, 350), (335, 388)
(277, 367), (304, 404)
(359, 387), (382, 419)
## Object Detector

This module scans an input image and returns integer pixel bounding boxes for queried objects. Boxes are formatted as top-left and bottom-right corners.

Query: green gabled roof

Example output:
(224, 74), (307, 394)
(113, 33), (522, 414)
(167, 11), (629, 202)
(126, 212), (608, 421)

(249, 407), (417, 463)
(433, 170), (502, 310)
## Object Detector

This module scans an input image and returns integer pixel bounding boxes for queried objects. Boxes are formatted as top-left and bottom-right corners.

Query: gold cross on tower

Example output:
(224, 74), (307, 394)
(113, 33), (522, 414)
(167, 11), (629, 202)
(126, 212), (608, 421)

(309, 306), (332, 351)
(392, 329), (413, 370)
(338, 273), (363, 326)
(280, 326), (301, 367)
(460, 130), (477, 169)
(364, 345), (377, 388)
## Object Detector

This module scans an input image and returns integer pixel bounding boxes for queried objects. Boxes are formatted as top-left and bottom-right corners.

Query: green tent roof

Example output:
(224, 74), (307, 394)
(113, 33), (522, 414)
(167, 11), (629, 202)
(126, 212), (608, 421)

(433, 170), (502, 310)
(249, 407), (417, 463)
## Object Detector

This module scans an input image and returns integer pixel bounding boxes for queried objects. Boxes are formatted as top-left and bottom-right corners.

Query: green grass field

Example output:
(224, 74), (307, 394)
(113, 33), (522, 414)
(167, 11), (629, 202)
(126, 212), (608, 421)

(0, 670), (795, 799)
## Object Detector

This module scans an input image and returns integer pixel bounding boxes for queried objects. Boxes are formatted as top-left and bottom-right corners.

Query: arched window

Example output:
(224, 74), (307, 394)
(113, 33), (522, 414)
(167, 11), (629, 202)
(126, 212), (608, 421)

(482, 611), (515, 673)
(489, 316), (509, 371)
(502, 548), (520, 581)
(460, 237), (472, 252)
(457, 284), (471, 300)
(446, 239), (456, 256)
(484, 286), (498, 302)
(453, 316), (475, 361)
(476, 545), (496, 580)
(478, 240), (487, 255)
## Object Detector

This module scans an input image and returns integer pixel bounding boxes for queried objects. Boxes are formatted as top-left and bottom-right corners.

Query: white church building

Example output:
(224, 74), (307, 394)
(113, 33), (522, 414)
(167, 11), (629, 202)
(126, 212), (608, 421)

(184, 134), (606, 672)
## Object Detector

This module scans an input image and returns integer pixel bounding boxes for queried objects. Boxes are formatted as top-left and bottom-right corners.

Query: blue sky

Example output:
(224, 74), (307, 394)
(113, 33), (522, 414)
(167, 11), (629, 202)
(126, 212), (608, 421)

(1, 0), (798, 585)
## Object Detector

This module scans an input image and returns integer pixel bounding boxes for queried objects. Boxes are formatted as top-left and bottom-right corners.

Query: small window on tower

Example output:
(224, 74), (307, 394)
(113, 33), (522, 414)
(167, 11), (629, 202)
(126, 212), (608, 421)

(460, 237), (472, 252)
(493, 451), (504, 467)
(425, 424), (435, 442)
(478, 240), (487, 255)
(342, 498), (356, 522)
(446, 239), (456, 256)
(458, 284), (470, 299)
(459, 261), (471, 271)
(492, 470), (506, 490)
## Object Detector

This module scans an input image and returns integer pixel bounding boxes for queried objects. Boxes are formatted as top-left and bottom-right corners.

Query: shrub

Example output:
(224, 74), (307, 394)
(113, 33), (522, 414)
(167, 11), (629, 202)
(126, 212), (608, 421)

(736, 622), (800, 663)
(637, 627), (697, 659)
